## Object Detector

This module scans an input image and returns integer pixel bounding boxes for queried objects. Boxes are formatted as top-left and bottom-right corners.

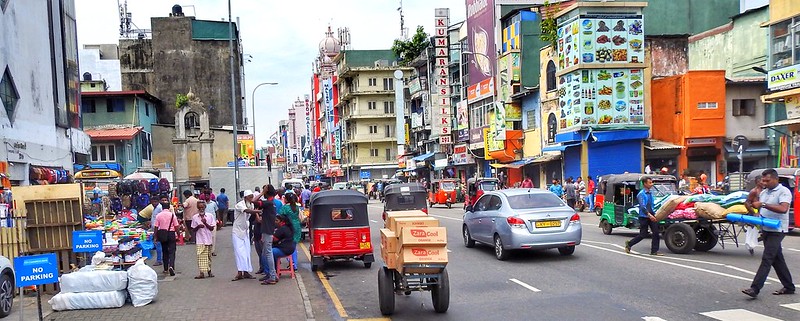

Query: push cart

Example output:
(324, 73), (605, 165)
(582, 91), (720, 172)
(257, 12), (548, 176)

(378, 264), (449, 315)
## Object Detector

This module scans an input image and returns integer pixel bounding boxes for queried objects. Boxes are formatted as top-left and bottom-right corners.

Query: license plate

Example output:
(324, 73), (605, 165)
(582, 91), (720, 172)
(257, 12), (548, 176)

(535, 220), (561, 228)
(359, 242), (371, 250)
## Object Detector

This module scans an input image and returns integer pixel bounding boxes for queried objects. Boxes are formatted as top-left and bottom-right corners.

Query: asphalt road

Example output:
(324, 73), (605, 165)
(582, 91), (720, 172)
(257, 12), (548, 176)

(297, 200), (800, 321)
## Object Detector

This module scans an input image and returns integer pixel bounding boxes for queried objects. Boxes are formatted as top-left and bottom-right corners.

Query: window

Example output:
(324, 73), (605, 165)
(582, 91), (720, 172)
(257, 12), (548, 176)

(473, 195), (492, 211)
(106, 98), (124, 112)
(469, 100), (491, 129)
(526, 109), (537, 130)
(732, 99), (756, 116)
(140, 132), (152, 160)
(370, 148), (379, 157)
(0, 67), (19, 123)
(770, 17), (800, 69)
(145, 102), (150, 116)
(368, 101), (377, 110)
(385, 125), (392, 137)
(546, 61), (557, 91)
(91, 144), (116, 162)
(126, 143), (133, 163)
(368, 78), (377, 86)
(81, 100), (96, 113)
(547, 113), (557, 144)
(383, 78), (394, 91)
(507, 193), (566, 209)
(385, 148), (392, 161)
(697, 102), (718, 110)
(384, 101), (395, 114)
(369, 125), (378, 134)
(331, 208), (354, 221)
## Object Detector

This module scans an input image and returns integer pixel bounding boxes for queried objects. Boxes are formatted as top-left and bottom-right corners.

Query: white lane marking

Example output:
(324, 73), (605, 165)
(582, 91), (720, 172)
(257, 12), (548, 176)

(781, 303), (800, 312)
(581, 243), (762, 283)
(585, 240), (781, 282)
(700, 309), (782, 321)
(429, 214), (462, 222)
(370, 220), (378, 223)
(642, 317), (667, 321)
(509, 278), (541, 292)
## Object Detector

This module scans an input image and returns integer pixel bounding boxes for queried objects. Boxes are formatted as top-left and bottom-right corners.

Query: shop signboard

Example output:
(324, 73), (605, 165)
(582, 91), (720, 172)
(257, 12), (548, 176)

(768, 64), (800, 91)
(469, 126), (486, 150)
(558, 14), (644, 68)
(492, 102), (507, 141)
(452, 144), (473, 165)
(314, 138), (322, 165)
(456, 100), (469, 142)
(465, 0), (496, 87)
(237, 134), (255, 159)
(435, 8), (452, 143)
(334, 127), (342, 160)
(486, 110), (505, 151)
(558, 68), (645, 130)
(408, 78), (422, 95)
(498, 52), (520, 104)
(785, 94), (800, 119)
(467, 77), (495, 102)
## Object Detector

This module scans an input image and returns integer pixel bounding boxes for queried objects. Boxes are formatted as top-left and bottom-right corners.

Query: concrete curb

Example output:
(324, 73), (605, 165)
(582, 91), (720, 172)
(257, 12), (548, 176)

(295, 271), (316, 321)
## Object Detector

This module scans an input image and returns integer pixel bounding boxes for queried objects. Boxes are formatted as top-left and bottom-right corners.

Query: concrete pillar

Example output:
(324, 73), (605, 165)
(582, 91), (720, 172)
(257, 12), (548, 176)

(174, 139), (189, 183)
(199, 138), (213, 180)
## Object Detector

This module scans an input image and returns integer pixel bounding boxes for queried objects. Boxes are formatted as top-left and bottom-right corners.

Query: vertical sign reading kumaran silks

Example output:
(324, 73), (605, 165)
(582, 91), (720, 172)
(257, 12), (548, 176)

(435, 8), (452, 145)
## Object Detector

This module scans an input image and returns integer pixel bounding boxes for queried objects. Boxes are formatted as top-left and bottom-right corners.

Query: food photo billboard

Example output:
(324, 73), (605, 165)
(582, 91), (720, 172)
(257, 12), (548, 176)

(466, 0), (496, 87)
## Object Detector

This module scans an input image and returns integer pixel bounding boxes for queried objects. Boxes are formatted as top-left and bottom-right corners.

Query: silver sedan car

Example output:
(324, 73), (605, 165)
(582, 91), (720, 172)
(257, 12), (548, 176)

(462, 189), (582, 260)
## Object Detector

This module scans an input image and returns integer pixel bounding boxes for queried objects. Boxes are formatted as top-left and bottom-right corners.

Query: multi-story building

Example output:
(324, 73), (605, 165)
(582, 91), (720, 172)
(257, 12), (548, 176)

(79, 44), (122, 91)
(118, 5), (244, 127)
(0, 0), (91, 186)
(335, 50), (412, 180)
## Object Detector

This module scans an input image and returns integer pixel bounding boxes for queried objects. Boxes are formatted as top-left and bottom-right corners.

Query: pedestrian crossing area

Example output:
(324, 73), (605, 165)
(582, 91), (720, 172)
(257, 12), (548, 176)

(698, 303), (800, 321)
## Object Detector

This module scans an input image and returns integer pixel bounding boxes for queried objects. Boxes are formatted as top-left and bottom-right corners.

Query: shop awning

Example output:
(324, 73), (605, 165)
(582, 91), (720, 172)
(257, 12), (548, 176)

(85, 127), (142, 141)
(723, 144), (771, 154)
(531, 153), (561, 164)
(589, 129), (649, 142)
(542, 142), (582, 152)
(760, 118), (800, 128)
(761, 87), (800, 102)
(644, 139), (684, 150)
(490, 158), (535, 169)
(411, 152), (435, 162)
(361, 164), (399, 170)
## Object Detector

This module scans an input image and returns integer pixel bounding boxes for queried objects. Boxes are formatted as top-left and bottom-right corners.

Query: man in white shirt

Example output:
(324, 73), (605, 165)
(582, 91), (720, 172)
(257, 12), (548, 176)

(231, 190), (261, 281)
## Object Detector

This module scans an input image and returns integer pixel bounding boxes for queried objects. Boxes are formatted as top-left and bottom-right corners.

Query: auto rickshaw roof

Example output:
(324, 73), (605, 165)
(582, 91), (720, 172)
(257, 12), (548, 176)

(467, 177), (499, 183)
(309, 189), (369, 206)
(384, 183), (426, 195)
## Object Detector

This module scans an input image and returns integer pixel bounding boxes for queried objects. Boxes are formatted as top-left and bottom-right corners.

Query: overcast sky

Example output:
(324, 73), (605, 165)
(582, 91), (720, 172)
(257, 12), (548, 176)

(75, 0), (466, 147)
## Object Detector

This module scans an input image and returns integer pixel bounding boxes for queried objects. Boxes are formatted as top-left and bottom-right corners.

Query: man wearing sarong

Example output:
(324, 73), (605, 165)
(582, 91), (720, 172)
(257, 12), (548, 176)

(192, 200), (216, 279)
(231, 190), (261, 281)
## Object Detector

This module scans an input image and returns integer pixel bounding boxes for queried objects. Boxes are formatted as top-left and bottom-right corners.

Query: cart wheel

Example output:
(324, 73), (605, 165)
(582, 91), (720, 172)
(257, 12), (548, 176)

(463, 225), (476, 248)
(364, 262), (372, 268)
(431, 268), (450, 313)
(693, 225), (718, 252)
(378, 267), (395, 315)
(601, 220), (613, 235)
(665, 223), (697, 254)
(494, 234), (510, 261)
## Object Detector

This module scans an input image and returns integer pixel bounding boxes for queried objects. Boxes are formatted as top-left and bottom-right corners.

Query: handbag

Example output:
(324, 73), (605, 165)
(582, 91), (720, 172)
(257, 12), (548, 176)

(156, 213), (177, 242)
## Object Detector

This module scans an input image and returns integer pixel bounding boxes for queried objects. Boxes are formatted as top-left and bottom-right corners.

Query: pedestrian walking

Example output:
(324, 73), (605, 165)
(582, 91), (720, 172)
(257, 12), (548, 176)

(624, 177), (662, 256)
(216, 188), (229, 227)
(192, 200), (216, 279)
(521, 176), (534, 188)
(279, 192), (302, 270)
(258, 185), (279, 284)
(301, 185), (312, 208)
(586, 176), (596, 212)
(576, 177), (587, 211)
(232, 190), (260, 281)
(154, 197), (181, 276)
(564, 177), (577, 208)
(742, 169), (795, 298)
(182, 190), (199, 244)
(548, 179), (563, 198)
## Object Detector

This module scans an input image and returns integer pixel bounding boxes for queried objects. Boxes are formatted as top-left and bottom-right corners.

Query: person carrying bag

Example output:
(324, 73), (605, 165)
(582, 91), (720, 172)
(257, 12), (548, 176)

(154, 198), (181, 276)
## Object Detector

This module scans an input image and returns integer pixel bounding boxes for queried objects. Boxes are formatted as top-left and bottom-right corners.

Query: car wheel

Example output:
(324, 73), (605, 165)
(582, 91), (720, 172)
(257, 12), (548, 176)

(558, 245), (575, 256)
(0, 273), (12, 318)
(463, 225), (475, 248)
(601, 220), (613, 235)
(494, 235), (510, 261)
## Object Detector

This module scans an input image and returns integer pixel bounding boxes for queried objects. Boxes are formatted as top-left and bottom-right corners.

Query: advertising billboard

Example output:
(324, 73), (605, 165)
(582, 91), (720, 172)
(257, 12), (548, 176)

(465, 0), (496, 88)
(237, 134), (255, 159)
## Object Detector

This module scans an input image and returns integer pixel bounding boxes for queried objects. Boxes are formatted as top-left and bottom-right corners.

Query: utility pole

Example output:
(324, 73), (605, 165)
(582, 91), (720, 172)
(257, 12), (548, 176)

(228, 0), (240, 200)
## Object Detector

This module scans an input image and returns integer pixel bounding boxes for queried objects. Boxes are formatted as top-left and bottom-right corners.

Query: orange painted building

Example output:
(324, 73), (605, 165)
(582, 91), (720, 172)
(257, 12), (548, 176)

(651, 70), (726, 184)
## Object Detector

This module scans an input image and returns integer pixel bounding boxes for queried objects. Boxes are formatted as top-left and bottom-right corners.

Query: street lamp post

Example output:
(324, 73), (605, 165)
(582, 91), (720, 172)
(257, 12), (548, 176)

(251, 82), (278, 165)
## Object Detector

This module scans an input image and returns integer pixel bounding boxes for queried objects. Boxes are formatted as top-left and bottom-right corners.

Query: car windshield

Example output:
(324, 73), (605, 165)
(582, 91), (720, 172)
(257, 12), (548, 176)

(507, 193), (565, 209)
(479, 181), (497, 191)
(441, 181), (456, 190)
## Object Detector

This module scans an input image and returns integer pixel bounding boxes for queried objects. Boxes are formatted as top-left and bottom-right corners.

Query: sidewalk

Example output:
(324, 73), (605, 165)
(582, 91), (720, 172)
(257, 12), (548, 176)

(44, 227), (310, 321)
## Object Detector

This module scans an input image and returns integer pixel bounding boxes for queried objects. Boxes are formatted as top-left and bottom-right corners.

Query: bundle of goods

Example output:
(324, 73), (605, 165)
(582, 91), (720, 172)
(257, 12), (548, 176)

(694, 202), (727, 220)
(651, 191), (752, 221)
(49, 270), (129, 311)
(381, 211), (447, 273)
(654, 196), (688, 221)
(127, 259), (158, 307)
(667, 208), (697, 220)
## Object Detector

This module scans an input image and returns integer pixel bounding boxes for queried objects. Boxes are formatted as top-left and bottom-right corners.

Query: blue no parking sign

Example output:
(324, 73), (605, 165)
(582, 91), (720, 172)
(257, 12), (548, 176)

(72, 230), (103, 253)
(13, 253), (59, 287)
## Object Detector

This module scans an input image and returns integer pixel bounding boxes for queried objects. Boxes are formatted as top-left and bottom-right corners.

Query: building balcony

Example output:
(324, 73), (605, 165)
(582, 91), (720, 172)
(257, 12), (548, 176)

(340, 88), (396, 101)
(347, 135), (397, 143)
(343, 111), (396, 120)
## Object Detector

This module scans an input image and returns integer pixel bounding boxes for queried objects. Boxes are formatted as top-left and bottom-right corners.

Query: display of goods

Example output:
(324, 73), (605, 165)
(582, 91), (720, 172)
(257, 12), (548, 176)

(384, 211), (428, 229)
(158, 178), (171, 192)
(60, 270), (128, 293)
(127, 259), (159, 307)
(390, 217), (439, 234)
(694, 202), (726, 220)
(722, 204), (749, 215)
(720, 191), (748, 204)
(148, 178), (160, 194)
(399, 227), (447, 246)
(380, 229), (398, 253)
(397, 245), (448, 274)
(726, 213), (782, 229)
(683, 194), (715, 204)
(49, 290), (127, 311)
(655, 196), (688, 221)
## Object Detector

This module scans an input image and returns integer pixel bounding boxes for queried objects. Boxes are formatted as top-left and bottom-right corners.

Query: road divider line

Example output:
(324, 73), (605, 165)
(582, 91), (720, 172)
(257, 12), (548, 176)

(781, 303), (800, 312)
(429, 214), (462, 221)
(299, 243), (349, 318)
(509, 278), (541, 292)
(642, 317), (668, 321)
(581, 243), (761, 283)
(700, 309), (782, 321)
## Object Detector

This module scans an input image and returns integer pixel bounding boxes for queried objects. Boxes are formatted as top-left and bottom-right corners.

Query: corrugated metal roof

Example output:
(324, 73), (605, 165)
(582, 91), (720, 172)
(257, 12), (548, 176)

(85, 127), (142, 141)
(644, 139), (684, 150)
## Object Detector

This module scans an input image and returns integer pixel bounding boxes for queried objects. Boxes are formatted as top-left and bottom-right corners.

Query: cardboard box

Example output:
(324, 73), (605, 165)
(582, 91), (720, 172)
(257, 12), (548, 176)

(390, 216), (439, 233)
(399, 226), (447, 246)
(381, 249), (399, 269)
(380, 229), (398, 253)
(385, 210), (428, 229)
(397, 245), (448, 273)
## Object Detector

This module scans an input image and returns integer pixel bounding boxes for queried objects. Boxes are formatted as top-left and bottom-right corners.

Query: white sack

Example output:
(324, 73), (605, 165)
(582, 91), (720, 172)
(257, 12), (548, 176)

(127, 259), (158, 307)
(60, 270), (128, 293)
(48, 290), (127, 311)
(745, 226), (759, 252)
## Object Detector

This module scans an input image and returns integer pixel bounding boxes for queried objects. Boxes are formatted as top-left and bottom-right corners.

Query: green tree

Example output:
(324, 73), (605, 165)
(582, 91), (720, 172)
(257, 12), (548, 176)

(392, 26), (429, 66)
(540, 1), (558, 49)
